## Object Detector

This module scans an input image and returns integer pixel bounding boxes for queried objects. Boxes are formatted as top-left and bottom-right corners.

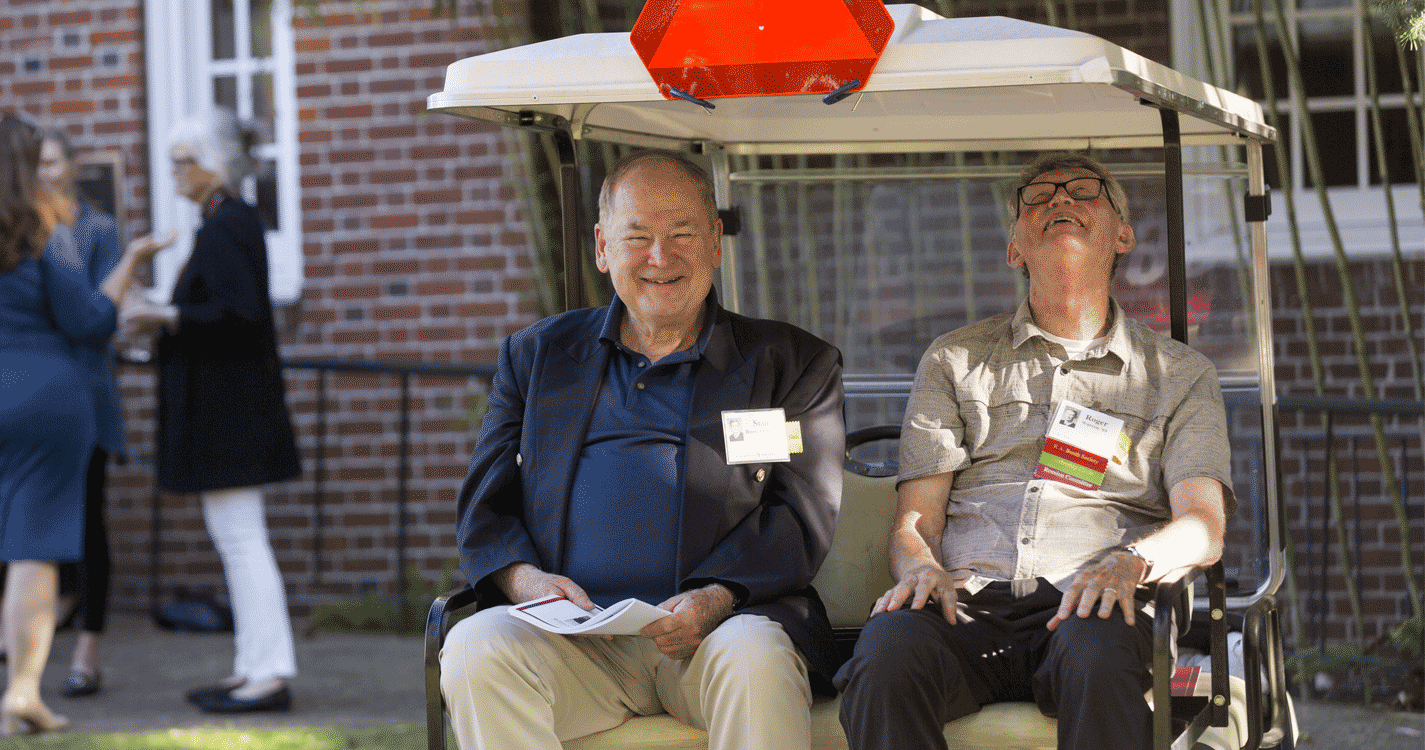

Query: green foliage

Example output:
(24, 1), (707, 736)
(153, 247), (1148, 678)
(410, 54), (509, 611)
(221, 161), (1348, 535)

(308, 559), (461, 635)
(454, 391), (489, 439)
(1370, 0), (1425, 47)
(1287, 645), (1396, 685)
(1391, 615), (1423, 659)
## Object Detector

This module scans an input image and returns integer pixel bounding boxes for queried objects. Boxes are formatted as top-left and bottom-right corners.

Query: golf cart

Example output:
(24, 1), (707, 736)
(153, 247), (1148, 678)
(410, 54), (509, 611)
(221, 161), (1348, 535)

(425, 5), (1295, 749)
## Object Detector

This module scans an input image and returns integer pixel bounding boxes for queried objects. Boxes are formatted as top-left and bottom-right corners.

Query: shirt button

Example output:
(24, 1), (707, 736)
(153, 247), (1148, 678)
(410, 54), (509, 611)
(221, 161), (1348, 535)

(1021, 538), (1031, 545)
(636, 383), (645, 390)
(638, 360), (646, 367)
(1060, 367), (1069, 375)
(755, 469), (767, 482)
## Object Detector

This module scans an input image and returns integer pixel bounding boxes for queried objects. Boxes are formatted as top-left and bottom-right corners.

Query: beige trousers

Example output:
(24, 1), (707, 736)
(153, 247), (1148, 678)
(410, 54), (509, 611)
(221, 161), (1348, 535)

(440, 606), (812, 750)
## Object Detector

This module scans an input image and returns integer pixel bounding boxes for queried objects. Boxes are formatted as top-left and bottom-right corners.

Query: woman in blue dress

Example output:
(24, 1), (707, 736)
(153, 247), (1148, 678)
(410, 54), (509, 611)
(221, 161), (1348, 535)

(36, 127), (125, 699)
(0, 113), (165, 735)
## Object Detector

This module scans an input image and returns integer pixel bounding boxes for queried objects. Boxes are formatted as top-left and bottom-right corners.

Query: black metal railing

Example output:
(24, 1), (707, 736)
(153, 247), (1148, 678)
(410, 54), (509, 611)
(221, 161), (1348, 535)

(123, 353), (496, 631)
(1275, 394), (1423, 698)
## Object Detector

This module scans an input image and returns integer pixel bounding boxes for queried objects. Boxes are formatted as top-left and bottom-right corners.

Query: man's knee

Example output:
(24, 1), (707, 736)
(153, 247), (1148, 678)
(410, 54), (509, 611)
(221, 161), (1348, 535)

(698, 614), (807, 687)
(439, 607), (538, 696)
(839, 608), (955, 690)
(1040, 613), (1151, 697)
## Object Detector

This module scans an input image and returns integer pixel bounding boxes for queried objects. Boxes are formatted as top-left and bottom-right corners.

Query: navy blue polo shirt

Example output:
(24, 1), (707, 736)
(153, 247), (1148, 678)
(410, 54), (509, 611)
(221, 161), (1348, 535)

(563, 294), (717, 608)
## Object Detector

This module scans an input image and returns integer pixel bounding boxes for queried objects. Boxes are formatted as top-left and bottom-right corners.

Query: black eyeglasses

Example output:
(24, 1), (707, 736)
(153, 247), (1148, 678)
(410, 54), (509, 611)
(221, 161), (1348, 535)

(1016, 176), (1115, 216)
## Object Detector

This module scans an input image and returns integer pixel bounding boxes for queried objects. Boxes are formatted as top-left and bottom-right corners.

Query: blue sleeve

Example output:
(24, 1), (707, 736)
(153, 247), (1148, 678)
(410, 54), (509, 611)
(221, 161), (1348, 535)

(41, 225), (117, 347)
(78, 208), (122, 288)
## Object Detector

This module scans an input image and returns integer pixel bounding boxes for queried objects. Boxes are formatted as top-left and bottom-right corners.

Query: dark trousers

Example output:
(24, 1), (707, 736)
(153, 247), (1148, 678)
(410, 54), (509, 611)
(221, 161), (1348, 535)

(834, 578), (1154, 750)
(57, 447), (111, 634)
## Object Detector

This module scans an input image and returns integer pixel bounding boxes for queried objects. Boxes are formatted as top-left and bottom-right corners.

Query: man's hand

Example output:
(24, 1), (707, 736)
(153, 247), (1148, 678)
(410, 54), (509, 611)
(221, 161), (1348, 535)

(642, 584), (737, 660)
(871, 564), (959, 623)
(494, 562), (598, 609)
(1047, 550), (1146, 630)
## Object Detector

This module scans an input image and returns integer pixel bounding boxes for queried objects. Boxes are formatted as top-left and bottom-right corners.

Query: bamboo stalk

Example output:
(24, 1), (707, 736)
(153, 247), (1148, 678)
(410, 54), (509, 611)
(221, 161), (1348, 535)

(1363, 7), (1425, 411)
(1268, 0), (1422, 624)
(1249, 0), (1325, 677)
(773, 158), (798, 328)
(747, 156), (773, 317)
(795, 156), (822, 339)
(833, 155), (851, 350)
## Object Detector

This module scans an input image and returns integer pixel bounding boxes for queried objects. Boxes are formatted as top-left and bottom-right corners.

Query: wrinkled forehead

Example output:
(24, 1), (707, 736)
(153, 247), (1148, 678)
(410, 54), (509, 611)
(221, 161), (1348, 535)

(1026, 166), (1102, 185)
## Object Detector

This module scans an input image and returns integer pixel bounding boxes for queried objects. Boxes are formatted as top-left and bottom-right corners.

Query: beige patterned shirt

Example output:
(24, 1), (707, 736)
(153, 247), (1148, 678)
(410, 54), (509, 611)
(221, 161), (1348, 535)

(899, 299), (1236, 592)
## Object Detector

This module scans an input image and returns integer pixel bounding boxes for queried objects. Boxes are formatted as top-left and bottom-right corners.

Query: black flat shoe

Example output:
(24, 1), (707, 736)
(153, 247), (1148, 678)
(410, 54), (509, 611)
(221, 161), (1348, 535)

(184, 683), (237, 706)
(196, 686), (291, 714)
(59, 670), (102, 698)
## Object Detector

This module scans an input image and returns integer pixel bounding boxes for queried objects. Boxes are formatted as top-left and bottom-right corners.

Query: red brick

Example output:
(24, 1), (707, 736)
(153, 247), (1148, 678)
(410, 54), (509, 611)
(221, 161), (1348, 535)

(51, 99), (95, 115)
(371, 214), (419, 229)
(324, 104), (373, 119)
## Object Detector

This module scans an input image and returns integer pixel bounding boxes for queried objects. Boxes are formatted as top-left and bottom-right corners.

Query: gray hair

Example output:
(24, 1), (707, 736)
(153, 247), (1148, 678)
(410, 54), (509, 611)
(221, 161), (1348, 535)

(597, 151), (718, 228)
(168, 107), (261, 193)
(1008, 152), (1130, 225)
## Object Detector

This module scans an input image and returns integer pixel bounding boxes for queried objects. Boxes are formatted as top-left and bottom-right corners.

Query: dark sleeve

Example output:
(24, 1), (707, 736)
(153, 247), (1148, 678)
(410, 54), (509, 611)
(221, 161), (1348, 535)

(685, 335), (846, 606)
(453, 331), (545, 602)
(172, 211), (270, 342)
(41, 226), (117, 348)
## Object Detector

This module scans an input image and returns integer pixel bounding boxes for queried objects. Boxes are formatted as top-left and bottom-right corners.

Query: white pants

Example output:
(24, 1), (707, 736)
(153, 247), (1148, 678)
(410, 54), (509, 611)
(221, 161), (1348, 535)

(440, 606), (812, 750)
(200, 486), (297, 683)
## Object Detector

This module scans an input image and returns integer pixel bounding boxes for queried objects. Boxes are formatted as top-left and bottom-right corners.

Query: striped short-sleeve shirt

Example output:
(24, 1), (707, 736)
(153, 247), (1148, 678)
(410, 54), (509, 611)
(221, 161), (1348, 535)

(898, 299), (1236, 592)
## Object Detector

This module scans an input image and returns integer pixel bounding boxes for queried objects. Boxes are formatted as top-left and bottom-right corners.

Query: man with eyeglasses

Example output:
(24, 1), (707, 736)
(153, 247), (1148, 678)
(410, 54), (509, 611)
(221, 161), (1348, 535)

(835, 153), (1235, 750)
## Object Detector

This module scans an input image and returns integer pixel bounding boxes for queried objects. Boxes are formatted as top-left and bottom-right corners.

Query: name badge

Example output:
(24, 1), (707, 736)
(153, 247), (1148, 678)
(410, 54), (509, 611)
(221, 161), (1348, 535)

(722, 408), (792, 465)
(1035, 399), (1128, 490)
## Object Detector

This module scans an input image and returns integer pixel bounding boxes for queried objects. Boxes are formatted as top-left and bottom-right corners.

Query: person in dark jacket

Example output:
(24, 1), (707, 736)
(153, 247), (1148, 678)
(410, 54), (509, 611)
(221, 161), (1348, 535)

(0, 112), (161, 735)
(122, 107), (301, 714)
(439, 151), (845, 750)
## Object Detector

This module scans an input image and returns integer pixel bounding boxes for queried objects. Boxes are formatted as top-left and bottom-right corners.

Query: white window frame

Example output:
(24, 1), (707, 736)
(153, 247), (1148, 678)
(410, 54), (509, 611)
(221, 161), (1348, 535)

(144, 0), (302, 303)
(1171, 1), (1424, 262)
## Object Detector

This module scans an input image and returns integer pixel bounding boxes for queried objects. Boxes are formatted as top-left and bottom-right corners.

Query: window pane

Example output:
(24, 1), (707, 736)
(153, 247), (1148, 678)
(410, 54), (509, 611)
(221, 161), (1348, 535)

(1369, 18), (1405, 95)
(211, 0), (236, 60)
(1298, 21), (1354, 98)
(1232, 26), (1287, 102)
(1306, 110), (1356, 187)
(214, 75), (238, 111)
(255, 159), (279, 231)
(253, 72), (275, 125)
(1264, 119), (1290, 191)
(249, 0), (272, 58)
(1369, 107), (1416, 186)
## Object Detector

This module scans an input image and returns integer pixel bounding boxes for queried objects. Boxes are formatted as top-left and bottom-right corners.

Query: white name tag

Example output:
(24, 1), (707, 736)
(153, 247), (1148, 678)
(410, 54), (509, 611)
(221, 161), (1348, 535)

(722, 408), (791, 465)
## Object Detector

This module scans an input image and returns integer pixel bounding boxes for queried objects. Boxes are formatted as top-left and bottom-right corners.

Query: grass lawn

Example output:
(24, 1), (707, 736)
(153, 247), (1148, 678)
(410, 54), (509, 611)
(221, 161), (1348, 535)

(0, 724), (436, 749)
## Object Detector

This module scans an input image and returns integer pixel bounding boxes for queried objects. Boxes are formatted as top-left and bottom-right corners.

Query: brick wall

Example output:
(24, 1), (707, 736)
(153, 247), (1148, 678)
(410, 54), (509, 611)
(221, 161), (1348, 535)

(1269, 258), (1425, 654)
(3, 1), (544, 618)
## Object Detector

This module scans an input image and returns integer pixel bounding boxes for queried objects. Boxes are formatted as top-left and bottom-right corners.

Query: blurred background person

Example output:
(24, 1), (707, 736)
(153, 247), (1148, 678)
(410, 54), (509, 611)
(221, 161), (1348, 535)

(122, 106), (301, 714)
(0, 112), (164, 735)
(34, 127), (122, 699)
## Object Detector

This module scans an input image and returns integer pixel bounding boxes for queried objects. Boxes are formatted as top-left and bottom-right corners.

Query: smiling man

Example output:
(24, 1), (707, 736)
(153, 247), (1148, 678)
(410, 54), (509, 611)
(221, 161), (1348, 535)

(439, 151), (845, 750)
(834, 153), (1236, 750)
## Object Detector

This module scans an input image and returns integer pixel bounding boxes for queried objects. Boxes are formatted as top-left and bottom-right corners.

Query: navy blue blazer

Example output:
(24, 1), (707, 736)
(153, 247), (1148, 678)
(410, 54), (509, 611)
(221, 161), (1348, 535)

(455, 296), (846, 688)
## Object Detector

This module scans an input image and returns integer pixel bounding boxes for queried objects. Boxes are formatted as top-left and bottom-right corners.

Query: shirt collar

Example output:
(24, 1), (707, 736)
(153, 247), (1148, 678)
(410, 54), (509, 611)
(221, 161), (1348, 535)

(598, 288), (719, 360)
(1010, 297), (1131, 363)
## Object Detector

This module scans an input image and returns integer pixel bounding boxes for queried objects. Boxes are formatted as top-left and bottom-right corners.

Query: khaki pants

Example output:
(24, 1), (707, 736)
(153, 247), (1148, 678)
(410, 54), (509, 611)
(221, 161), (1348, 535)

(440, 606), (812, 750)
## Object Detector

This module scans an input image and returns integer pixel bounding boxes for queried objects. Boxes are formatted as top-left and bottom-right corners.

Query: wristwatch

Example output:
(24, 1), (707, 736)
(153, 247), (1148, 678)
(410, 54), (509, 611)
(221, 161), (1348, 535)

(1123, 544), (1154, 583)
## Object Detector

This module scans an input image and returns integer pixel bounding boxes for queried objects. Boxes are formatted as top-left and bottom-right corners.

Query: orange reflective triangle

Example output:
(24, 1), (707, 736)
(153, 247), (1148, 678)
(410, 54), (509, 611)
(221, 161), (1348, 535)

(643, 0), (878, 67)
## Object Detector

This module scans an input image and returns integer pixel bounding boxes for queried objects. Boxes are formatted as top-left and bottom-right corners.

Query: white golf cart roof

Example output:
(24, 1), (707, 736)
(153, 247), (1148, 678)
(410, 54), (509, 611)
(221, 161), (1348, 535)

(428, 5), (1274, 153)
